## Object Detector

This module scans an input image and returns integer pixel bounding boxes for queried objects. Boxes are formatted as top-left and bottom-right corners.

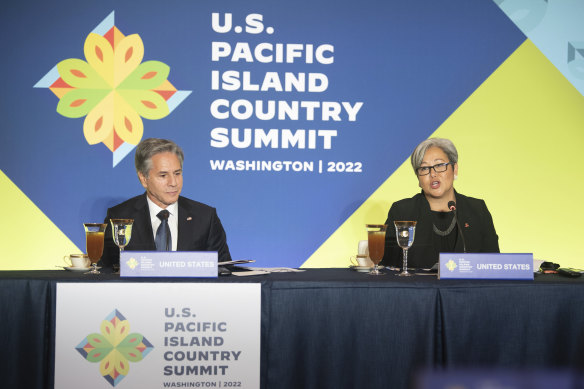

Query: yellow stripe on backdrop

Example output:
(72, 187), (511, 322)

(0, 169), (81, 270)
(303, 39), (584, 269)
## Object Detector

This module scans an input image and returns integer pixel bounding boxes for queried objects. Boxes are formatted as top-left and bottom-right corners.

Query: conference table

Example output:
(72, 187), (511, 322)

(1, 268), (583, 389)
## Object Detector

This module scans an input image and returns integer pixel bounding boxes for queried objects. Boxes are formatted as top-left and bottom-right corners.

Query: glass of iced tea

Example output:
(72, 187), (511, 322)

(83, 223), (107, 274)
(366, 224), (387, 275)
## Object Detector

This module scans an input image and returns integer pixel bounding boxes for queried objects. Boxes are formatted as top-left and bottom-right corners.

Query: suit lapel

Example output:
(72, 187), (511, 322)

(453, 192), (466, 252)
(177, 197), (193, 251)
(133, 194), (156, 249)
(416, 193), (434, 243)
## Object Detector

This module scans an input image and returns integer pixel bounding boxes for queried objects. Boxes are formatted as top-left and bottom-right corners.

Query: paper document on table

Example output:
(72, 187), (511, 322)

(232, 270), (270, 276)
(218, 259), (256, 266)
(240, 267), (305, 273)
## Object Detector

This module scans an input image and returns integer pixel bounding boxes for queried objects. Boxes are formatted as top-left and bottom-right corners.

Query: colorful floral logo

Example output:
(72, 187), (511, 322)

(76, 309), (154, 386)
(126, 257), (139, 269)
(446, 259), (458, 272)
(35, 11), (191, 166)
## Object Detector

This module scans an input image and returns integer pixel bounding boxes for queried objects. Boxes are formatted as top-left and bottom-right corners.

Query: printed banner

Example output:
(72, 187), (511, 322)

(55, 283), (261, 388)
(1, 0), (584, 270)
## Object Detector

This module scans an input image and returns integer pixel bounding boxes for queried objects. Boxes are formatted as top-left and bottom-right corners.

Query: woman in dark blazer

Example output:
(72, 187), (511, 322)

(382, 138), (499, 269)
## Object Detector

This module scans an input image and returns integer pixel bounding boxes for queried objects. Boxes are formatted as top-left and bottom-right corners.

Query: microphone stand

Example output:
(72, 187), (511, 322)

(448, 201), (467, 253)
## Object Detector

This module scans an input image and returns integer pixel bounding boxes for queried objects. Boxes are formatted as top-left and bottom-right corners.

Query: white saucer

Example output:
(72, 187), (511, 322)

(350, 265), (375, 273)
(63, 266), (99, 272)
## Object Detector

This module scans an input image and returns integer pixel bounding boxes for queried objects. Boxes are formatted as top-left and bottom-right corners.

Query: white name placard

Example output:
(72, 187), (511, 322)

(55, 283), (260, 388)
(439, 253), (534, 280)
(120, 251), (218, 278)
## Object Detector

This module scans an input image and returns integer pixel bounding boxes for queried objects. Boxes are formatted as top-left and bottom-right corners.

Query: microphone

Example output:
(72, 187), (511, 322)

(448, 201), (467, 253)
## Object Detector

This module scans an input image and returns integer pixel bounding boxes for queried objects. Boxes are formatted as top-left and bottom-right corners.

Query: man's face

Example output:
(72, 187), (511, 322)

(138, 152), (183, 208)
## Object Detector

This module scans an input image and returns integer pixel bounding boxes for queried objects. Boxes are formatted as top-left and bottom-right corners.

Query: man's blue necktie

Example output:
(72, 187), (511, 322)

(155, 209), (171, 251)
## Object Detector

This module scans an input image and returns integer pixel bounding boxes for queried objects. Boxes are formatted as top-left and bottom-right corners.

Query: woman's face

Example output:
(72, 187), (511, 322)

(417, 146), (458, 201)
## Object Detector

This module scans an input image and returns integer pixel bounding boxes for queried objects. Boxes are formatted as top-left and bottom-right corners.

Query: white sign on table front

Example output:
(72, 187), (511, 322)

(55, 283), (260, 388)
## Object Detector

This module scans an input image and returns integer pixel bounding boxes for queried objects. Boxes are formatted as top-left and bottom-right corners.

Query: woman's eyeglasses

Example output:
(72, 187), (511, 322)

(416, 162), (453, 176)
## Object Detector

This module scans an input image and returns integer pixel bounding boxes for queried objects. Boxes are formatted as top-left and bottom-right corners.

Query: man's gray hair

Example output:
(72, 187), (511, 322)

(135, 138), (184, 177)
(410, 138), (458, 173)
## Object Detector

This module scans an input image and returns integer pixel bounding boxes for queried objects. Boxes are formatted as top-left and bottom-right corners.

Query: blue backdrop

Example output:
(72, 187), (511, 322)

(0, 0), (524, 267)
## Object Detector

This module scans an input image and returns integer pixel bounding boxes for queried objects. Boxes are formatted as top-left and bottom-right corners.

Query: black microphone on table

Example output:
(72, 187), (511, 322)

(448, 201), (467, 253)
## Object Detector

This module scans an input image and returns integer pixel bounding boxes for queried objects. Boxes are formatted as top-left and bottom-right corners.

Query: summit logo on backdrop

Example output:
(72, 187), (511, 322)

(75, 309), (154, 386)
(35, 11), (191, 167)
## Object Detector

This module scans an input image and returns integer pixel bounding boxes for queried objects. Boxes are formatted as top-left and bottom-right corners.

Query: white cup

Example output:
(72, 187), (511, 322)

(64, 254), (90, 268)
(358, 240), (369, 256)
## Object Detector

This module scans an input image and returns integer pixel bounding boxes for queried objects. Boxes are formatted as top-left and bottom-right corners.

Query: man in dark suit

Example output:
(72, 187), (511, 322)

(101, 138), (231, 268)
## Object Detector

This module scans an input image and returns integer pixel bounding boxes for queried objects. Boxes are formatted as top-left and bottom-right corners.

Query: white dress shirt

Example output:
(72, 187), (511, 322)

(146, 196), (178, 251)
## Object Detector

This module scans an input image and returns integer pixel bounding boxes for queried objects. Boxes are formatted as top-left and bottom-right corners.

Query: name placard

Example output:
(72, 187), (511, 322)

(120, 251), (218, 277)
(438, 253), (534, 280)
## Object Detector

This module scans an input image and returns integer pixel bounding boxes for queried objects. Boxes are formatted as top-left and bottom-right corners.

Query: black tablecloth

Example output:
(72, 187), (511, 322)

(1, 269), (583, 389)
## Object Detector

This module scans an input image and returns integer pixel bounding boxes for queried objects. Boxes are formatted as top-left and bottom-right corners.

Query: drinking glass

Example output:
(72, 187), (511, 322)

(394, 221), (417, 277)
(110, 219), (133, 251)
(110, 219), (133, 273)
(366, 224), (387, 275)
(83, 223), (107, 274)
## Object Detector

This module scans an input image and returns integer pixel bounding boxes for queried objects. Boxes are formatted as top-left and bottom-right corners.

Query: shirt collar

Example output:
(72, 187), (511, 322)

(146, 195), (178, 219)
